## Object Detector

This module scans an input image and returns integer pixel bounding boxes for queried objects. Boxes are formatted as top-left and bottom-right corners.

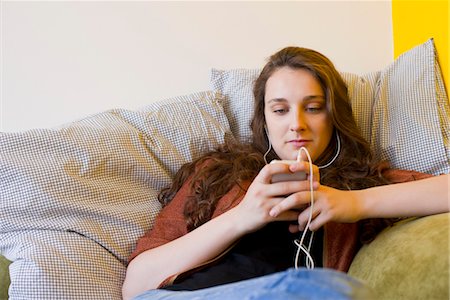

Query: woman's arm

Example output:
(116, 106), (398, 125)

(122, 208), (244, 300)
(122, 162), (317, 300)
(357, 173), (449, 219)
(270, 174), (449, 232)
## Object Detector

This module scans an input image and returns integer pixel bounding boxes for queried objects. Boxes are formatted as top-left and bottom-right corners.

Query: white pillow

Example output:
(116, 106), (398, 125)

(210, 39), (449, 175)
(0, 91), (231, 299)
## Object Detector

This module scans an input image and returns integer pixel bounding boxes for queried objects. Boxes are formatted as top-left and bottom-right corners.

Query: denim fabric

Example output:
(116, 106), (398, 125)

(133, 268), (374, 300)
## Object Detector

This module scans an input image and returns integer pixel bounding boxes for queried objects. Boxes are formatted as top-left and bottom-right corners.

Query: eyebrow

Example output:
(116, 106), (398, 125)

(267, 95), (325, 104)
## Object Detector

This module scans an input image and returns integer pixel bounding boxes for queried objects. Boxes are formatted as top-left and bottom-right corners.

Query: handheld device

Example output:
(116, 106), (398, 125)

(270, 160), (306, 182)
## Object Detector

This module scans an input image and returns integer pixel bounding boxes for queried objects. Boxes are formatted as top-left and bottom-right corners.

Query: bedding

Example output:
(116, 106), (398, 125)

(0, 91), (230, 299)
(0, 39), (448, 299)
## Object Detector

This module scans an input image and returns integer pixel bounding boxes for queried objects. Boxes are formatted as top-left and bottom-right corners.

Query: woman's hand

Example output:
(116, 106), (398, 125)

(230, 161), (319, 234)
(270, 173), (450, 233)
(297, 186), (363, 231)
(269, 184), (364, 232)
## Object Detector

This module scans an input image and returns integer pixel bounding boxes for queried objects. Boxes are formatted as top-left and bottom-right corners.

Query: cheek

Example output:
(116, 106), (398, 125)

(263, 110), (271, 126)
(315, 118), (333, 141)
(264, 112), (279, 131)
(322, 123), (334, 144)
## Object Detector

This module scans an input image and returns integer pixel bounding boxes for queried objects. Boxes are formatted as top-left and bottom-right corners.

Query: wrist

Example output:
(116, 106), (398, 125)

(220, 207), (250, 236)
(353, 189), (372, 220)
(352, 190), (370, 221)
(224, 205), (258, 236)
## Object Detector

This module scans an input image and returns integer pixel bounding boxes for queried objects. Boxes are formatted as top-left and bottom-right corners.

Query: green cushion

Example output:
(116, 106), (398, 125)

(0, 255), (11, 299)
(349, 213), (450, 300)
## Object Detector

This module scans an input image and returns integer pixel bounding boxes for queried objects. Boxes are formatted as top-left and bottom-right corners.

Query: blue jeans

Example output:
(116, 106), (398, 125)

(133, 268), (373, 300)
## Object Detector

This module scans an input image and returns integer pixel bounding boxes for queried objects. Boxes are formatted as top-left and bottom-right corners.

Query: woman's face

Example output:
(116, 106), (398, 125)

(264, 67), (333, 162)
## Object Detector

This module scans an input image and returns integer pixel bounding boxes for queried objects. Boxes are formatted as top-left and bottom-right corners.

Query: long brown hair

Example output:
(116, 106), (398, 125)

(252, 47), (387, 189)
(159, 46), (390, 236)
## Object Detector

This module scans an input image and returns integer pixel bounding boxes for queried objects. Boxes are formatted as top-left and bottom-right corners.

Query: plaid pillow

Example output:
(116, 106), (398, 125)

(210, 39), (449, 175)
(0, 91), (231, 299)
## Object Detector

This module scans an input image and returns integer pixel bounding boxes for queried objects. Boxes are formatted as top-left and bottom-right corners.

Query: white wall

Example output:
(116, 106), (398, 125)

(1, 1), (393, 132)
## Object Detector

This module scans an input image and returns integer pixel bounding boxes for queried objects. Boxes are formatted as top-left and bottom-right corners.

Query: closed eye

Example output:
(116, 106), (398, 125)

(305, 104), (325, 113)
(306, 107), (321, 112)
(273, 108), (289, 114)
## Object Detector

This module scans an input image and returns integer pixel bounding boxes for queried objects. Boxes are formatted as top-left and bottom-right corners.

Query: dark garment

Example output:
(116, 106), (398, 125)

(162, 222), (324, 291)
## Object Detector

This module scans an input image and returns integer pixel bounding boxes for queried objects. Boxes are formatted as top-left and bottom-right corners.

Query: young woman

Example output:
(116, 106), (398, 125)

(122, 47), (449, 300)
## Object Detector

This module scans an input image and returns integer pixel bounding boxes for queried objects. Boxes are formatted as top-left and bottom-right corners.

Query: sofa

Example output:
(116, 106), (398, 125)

(1, 39), (449, 299)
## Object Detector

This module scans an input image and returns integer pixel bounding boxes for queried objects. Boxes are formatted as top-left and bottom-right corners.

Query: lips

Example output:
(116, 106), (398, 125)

(288, 139), (311, 148)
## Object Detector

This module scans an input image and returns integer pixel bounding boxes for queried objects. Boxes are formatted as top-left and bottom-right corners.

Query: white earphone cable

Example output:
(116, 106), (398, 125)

(294, 146), (315, 270)
(318, 132), (341, 169)
(264, 130), (341, 269)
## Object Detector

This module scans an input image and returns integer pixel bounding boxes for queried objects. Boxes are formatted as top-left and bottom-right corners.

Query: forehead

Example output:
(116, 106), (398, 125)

(265, 67), (324, 102)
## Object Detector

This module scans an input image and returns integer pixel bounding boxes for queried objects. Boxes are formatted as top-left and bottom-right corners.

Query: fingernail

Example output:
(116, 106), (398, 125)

(269, 209), (278, 217)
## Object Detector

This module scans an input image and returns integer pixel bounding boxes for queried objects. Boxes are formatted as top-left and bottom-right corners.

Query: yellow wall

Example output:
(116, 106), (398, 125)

(392, 0), (449, 90)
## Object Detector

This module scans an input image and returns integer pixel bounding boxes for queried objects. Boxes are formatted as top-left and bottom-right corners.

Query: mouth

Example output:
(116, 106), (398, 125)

(287, 139), (311, 148)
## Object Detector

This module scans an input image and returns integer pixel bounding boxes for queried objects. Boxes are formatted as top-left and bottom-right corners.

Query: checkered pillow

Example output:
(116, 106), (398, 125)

(0, 91), (231, 299)
(210, 68), (261, 143)
(210, 39), (449, 175)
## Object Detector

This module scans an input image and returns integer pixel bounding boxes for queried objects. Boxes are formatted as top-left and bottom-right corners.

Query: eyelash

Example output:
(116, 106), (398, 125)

(273, 109), (287, 114)
(306, 106), (323, 113)
(272, 105), (324, 114)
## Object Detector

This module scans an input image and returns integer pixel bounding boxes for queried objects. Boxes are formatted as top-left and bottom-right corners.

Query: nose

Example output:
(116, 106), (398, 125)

(289, 110), (306, 132)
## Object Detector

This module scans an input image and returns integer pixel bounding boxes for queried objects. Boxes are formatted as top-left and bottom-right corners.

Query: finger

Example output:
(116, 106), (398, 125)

(256, 163), (291, 184)
(308, 211), (330, 231)
(266, 180), (319, 197)
(269, 192), (312, 217)
(309, 164), (320, 182)
(288, 162), (320, 182)
(273, 210), (300, 223)
(297, 204), (320, 231)
(289, 223), (300, 233)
